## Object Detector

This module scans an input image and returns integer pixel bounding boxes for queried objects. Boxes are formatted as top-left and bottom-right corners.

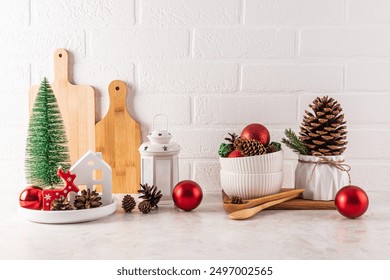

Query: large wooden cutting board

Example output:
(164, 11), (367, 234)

(95, 80), (141, 194)
(29, 49), (95, 164)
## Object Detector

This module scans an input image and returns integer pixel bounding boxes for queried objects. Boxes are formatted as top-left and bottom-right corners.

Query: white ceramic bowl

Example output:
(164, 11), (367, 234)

(219, 150), (283, 174)
(220, 171), (283, 199)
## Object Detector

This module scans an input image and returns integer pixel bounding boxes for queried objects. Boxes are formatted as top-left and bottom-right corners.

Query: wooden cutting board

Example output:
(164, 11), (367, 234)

(29, 49), (95, 164)
(95, 80), (141, 194)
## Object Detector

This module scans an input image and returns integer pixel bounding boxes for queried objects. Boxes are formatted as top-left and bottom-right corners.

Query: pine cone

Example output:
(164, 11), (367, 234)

(74, 189), (102, 210)
(231, 196), (243, 204)
(51, 196), (73, 211)
(300, 96), (347, 156)
(122, 194), (136, 213)
(234, 137), (266, 156)
(138, 200), (152, 214)
(266, 142), (281, 154)
(224, 133), (238, 147)
(138, 183), (162, 208)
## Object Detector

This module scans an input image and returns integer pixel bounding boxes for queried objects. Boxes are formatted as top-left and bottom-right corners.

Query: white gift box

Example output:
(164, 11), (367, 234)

(295, 154), (350, 201)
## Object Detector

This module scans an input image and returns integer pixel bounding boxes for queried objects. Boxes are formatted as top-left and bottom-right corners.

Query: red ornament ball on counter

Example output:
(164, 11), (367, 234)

(335, 185), (369, 219)
(172, 180), (203, 211)
(19, 186), (43, 210)
(241, 123), (270, 146)
(227, 150), (243, 158)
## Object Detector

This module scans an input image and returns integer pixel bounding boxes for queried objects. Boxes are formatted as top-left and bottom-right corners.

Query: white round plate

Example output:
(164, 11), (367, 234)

(17, 199), (117, 224)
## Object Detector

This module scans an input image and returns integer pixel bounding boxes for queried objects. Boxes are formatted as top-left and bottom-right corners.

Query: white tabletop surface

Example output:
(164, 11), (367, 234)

(1, 190), (389, 260)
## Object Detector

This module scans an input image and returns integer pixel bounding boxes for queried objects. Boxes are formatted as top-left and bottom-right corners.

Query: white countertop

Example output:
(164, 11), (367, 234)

(1, 191), (389, 260)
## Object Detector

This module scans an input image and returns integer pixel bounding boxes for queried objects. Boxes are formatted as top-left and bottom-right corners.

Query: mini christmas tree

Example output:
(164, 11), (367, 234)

(25, 77), (70, 189)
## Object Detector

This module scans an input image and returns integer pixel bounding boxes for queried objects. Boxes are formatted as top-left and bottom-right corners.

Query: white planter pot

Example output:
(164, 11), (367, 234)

(295, 154), (350, 201)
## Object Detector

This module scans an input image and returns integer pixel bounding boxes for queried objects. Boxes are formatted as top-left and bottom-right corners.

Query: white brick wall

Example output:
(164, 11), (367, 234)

(244, 0), (344, 26)
(1, 0), (389, 194)
(193, 28), (295, 58)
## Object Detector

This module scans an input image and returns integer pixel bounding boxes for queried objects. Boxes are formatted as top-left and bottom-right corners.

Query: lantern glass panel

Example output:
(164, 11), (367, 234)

(142, 158), (152, 185)
(155, 159), (171, 197)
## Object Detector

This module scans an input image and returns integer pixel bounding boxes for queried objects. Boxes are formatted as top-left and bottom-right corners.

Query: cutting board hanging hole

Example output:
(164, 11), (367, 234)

(116, 86), (120, 91)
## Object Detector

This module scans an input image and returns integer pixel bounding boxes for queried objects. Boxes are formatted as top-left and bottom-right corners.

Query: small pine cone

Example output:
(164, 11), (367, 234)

(266, 142), (281, 154)
(224, 133), (239, 146)
(74, 189), (102, 210)
(138, 200), (152, 214)
(51, 196), (73, 211)
(266, 145), (277, 154)
(122, 195), (136, 213)
(231, 196), (243, 204)
(234, 137), (266, 156)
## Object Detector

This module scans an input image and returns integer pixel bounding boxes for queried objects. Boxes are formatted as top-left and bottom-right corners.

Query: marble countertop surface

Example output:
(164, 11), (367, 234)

(1, 190), (389, 260)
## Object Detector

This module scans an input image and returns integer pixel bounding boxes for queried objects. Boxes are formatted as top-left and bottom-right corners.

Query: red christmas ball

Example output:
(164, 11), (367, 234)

(172, 180), (203, 211)
(19, 186), (43, 210)
(335, 185), (369, 219)
(241, 123), (270, 146)
(227, 150), (243, 158)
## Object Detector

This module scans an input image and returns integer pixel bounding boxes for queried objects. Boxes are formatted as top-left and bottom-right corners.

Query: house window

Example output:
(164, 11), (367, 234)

(88, 160), (94, 166)
(93, 169), (103, 181)
(94, 184), (103, 193)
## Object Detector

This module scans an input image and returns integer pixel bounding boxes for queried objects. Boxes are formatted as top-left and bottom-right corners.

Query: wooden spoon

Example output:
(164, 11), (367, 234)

(229, 193), (301, 220)
(223, 188), (304, 213)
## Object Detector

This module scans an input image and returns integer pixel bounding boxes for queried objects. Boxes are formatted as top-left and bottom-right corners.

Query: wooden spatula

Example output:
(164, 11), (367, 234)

(229, 193), (301, 220)
(223, 188), (304, 213)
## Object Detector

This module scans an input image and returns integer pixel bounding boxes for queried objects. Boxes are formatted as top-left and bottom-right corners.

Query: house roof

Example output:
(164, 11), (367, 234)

(70, 150), (111, 171)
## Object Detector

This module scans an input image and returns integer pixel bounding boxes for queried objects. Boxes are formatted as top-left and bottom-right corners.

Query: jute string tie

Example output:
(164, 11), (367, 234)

(298, 152), (352, 185)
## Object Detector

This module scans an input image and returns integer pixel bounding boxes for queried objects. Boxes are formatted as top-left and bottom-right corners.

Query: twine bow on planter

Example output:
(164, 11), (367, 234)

(295, 154), (351, 201)
(302, 153), (352, 186)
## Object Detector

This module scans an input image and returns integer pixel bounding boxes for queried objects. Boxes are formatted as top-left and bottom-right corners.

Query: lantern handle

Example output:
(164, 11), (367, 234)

(152, 114), (169, 131)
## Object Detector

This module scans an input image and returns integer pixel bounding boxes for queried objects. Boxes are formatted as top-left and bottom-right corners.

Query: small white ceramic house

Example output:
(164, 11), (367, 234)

(70, 150), (112, 206)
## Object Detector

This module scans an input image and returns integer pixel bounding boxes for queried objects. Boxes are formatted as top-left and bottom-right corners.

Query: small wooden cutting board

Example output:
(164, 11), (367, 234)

(95, 80), (141, 194)
(29, 49), (95, 164)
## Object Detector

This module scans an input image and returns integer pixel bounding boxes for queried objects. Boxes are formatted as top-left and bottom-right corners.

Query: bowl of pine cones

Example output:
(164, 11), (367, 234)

(218, 124), (284, 199)
(219, 149), (284, 174)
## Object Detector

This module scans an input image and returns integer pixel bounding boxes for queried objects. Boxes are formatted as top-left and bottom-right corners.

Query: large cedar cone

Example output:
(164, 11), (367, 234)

(122, 194), (136, 213)
(74, 189), (102, 210)
(300, 96), (347, 156)
(138, 183), (162, 208)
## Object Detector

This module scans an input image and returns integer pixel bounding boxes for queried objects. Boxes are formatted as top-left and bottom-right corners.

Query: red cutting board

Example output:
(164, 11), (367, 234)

(29, 49), (95, 164)
(95, 80), (141, 194)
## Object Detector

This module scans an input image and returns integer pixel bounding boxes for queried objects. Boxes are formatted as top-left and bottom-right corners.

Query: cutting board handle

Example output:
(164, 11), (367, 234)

(53, 48), (69, 83)
(108, 80), (127, 113)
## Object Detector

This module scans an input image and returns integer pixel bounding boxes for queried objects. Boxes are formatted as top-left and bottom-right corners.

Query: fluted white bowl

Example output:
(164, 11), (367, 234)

(219, 150), (283, 174)
(220, 171), (283, 199)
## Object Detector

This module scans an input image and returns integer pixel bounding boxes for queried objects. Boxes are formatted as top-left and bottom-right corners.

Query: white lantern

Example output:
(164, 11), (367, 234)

(138, 115), (181, 201)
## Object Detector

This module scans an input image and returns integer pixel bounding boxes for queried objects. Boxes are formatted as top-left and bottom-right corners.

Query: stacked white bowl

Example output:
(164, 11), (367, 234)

(220, 150), (284, 199)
